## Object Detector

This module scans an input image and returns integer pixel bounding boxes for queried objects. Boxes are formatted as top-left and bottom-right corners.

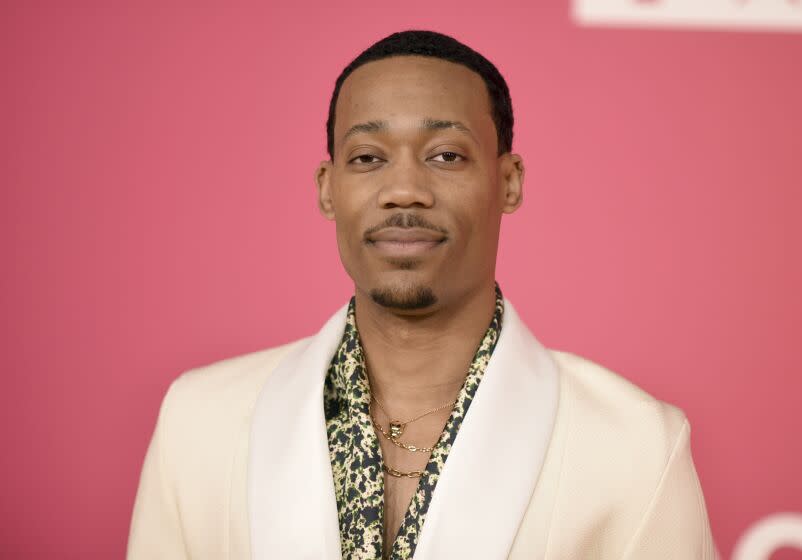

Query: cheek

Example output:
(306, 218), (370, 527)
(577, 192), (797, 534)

(333, 220), (362, 283)
(332, 198), (371, 271)
(331, 182), (363, 236)
(334, 216), (360, 261)
(332, 176), (374, 215)
(449, 176), (502, 233)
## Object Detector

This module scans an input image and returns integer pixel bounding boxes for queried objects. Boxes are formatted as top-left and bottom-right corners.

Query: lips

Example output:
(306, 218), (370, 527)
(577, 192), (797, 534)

(366, 227), (446, 257)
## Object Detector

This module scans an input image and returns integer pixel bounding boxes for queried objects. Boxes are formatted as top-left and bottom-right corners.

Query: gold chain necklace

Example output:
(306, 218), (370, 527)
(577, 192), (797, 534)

(371, 393), (456, 439)
(370, 412), (438, 453)
(370, 405), (435, 477)
(383, 463), (425, 479)
(366, 370), (455, 477)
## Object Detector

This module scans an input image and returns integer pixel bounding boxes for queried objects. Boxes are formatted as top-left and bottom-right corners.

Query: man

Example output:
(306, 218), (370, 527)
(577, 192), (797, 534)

(128, 30), (716, 559)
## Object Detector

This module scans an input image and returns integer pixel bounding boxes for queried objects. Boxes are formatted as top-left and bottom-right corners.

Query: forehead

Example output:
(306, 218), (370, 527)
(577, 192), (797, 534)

(334, 56), (494, 145)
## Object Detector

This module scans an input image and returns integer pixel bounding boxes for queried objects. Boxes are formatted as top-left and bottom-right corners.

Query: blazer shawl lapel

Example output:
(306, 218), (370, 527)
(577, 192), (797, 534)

(248, 304), (348, 560)
(248, 298), (560, 560)
(412, 299), (560, 559)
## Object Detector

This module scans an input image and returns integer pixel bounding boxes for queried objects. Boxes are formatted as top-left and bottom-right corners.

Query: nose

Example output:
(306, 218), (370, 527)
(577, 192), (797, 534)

(376, 153), (435, 209)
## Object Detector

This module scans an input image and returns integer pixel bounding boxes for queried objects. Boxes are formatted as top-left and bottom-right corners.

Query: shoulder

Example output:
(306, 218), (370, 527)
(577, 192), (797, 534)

(532, 349), (705, 555)
(130, 338), (312, 557)
(167, 338), (307, 411)
(546, 348), (690, 484)
(156, 337), (309, 459)
(548, 348), (688, 446)
(552, 351), (690, 508)
(530, 350), (715, 557)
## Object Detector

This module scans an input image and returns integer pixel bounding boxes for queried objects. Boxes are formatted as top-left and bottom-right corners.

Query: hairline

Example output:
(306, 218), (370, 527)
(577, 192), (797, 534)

(329, 52), (505, 162)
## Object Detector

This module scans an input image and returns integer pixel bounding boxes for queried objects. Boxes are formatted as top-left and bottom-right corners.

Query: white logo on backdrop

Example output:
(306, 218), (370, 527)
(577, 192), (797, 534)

(731, 513), (802, 560)
(573, 0), (802, 31)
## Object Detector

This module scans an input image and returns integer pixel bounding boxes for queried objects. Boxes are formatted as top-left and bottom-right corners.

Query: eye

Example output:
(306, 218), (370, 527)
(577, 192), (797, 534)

(348, 154), (383, 165)
(430, 151), (465, 163)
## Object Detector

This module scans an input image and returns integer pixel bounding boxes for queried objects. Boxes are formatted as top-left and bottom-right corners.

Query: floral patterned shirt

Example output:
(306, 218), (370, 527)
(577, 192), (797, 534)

(323, 284), (505, 559)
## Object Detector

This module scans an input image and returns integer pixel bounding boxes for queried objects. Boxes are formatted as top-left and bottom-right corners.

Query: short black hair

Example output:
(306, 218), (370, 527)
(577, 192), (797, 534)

(326, 30), (513, 160)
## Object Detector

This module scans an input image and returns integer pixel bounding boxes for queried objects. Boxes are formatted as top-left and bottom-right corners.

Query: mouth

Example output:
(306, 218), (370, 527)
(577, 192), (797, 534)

(365, 228), (447, 258)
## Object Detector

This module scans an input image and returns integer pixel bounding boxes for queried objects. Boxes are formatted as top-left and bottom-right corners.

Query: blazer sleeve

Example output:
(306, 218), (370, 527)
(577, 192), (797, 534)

(127, 380), (188, 559)
(622, 419), (718, 559)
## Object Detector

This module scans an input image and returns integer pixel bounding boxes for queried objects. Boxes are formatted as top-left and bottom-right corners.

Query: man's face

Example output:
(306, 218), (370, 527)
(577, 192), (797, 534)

(315, 55), (524, 313)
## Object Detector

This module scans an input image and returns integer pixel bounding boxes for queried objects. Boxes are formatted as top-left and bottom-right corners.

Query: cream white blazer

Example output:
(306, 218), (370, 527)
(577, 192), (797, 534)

(127, 299), (716, 559)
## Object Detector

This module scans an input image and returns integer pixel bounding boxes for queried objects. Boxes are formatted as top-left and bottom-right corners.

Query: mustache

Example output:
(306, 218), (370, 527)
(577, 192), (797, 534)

(363, 213), (448, 239)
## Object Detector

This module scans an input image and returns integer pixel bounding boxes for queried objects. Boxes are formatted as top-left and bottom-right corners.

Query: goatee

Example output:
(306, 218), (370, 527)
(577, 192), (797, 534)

(369, 285), (437, 310)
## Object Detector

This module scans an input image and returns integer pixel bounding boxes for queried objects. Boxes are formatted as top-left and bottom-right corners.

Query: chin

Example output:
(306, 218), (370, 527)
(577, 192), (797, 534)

(368, 282), (438, 311)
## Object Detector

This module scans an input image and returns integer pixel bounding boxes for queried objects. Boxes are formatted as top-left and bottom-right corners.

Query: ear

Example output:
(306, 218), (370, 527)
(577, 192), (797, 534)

(314, 160), (335, 220)
(499, 153), (524, 214)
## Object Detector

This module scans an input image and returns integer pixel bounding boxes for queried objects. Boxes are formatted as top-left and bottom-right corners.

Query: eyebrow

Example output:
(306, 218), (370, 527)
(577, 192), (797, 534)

(341, 118), (477, 143)
(422, 118), (475, 139)
(342, 120), (388, 141)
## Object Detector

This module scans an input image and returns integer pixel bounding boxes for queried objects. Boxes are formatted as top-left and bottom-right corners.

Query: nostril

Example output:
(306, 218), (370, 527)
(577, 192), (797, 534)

(376, 181), (436, 210)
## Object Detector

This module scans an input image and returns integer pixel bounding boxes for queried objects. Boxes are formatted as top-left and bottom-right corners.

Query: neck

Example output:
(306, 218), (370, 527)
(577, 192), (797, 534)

(353, 281), (497, 415)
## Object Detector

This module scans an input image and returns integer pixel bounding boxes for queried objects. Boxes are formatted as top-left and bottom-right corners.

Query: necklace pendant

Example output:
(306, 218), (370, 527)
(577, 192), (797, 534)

(389, 422), (404, 439)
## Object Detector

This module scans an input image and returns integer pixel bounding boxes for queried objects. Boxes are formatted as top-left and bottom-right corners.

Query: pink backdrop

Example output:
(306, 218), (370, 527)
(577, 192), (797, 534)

(2, 2), (801, 558)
